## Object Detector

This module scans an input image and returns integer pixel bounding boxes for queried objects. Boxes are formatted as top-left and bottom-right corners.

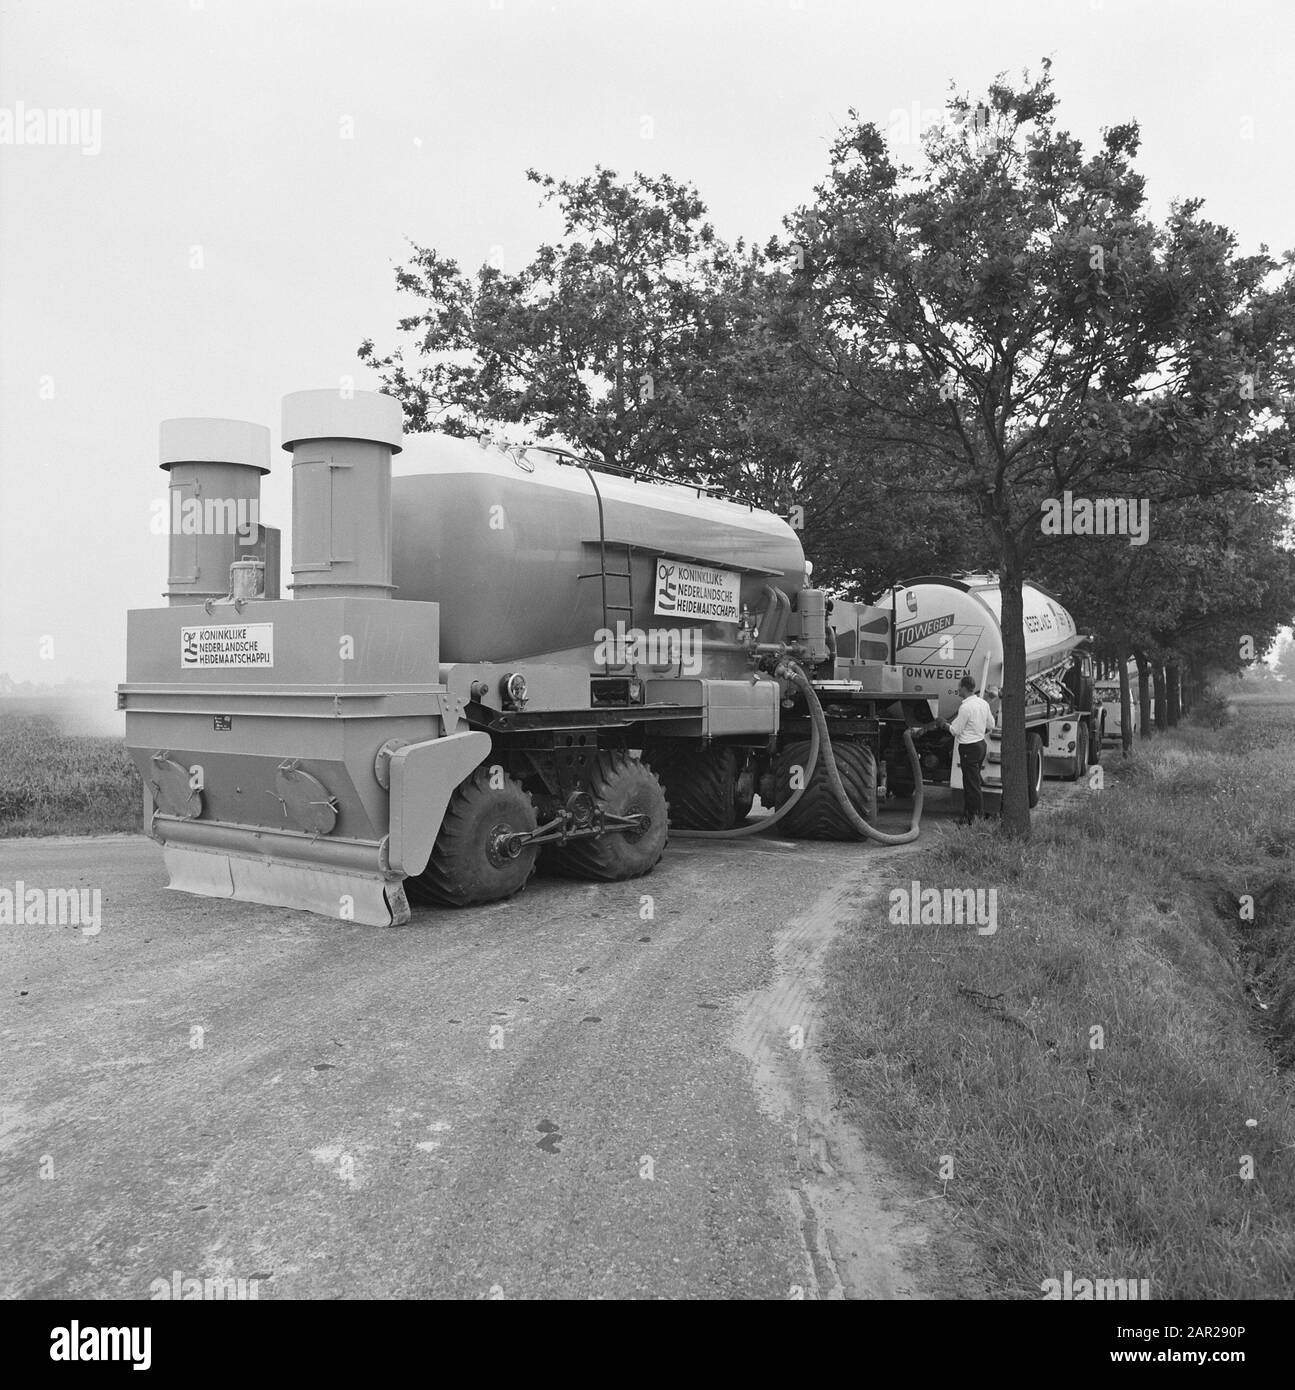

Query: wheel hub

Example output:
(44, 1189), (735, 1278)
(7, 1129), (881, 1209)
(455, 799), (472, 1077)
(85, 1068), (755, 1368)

(487, 822), (525, 865)
(565, 790), (596, 829)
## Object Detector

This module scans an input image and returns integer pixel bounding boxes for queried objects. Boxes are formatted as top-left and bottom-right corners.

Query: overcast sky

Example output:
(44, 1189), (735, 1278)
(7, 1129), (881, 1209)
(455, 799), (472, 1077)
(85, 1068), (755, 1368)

(1, 0), (1291, 695)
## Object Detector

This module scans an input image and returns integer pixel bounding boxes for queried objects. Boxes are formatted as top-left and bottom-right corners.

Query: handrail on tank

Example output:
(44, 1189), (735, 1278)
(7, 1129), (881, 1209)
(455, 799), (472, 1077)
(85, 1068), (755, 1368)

(884, 571), (1072, 611)
(579, 464), (613, 671)
(527, 443), (756, 511)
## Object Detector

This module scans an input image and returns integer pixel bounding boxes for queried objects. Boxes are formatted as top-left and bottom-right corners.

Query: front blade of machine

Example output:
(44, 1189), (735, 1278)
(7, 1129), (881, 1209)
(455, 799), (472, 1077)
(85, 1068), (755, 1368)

(161, 839), (406, 928)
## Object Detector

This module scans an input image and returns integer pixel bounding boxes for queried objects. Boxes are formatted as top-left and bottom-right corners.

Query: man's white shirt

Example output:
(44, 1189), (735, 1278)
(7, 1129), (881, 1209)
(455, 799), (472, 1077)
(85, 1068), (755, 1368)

(949, 693), (995, 744)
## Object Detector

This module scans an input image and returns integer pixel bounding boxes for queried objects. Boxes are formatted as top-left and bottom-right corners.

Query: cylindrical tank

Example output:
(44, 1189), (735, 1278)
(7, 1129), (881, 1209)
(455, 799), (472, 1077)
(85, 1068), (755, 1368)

(159, 418), (270, 605)
(283, 389), (404, 600)
(890, 574), (1081, 715)
(389, 434), (804, 668)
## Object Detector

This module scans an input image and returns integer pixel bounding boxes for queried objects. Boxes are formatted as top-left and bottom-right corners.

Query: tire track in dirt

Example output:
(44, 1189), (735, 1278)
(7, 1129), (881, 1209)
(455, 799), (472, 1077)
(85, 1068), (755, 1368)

(732, 838), (981, 1299)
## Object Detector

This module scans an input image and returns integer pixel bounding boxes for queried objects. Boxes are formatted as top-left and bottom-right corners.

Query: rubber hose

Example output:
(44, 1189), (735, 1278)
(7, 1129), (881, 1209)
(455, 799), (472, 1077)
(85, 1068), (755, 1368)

(671, 708), (821, 839)
(787, 663), (924, 845)
(672, 661), (924, 844)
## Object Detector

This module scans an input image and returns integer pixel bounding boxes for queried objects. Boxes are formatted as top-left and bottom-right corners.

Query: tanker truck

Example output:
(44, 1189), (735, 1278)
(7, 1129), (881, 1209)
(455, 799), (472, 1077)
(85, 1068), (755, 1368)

(119, 389), (930, 926)
(827, 574), (1100, 812)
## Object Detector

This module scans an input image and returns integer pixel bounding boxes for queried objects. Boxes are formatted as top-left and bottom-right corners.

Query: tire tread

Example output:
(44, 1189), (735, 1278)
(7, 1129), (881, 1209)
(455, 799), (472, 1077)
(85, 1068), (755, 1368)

(774, 739), (877, 841)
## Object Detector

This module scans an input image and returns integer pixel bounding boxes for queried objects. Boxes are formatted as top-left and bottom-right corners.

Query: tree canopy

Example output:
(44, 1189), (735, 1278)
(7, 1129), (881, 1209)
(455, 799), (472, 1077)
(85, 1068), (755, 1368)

(360, 60), (1295, 835)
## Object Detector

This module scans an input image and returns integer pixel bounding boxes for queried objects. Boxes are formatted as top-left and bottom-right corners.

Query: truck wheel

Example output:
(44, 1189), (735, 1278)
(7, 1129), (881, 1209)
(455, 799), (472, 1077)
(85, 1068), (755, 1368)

(1089, 716), (1102, 767)
(732, 756), (756, 822)
(774, 739), (877, 840)
(546, 751), (669, 881)
(1066, 722), (1090, 781)
(642, 741), (741, 830)
(1027, 733), (1043, 808)
(407, 767), (538, 908)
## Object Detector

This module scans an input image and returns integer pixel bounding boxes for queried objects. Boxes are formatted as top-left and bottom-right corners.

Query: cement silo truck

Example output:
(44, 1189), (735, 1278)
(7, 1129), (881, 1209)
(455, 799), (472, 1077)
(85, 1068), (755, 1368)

(119, 389), (928, 926)
(830, 575), (1099, 811)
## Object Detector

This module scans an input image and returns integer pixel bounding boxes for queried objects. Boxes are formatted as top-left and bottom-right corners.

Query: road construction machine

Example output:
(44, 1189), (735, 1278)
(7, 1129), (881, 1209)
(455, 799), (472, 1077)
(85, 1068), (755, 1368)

(119, 389), (937, 925)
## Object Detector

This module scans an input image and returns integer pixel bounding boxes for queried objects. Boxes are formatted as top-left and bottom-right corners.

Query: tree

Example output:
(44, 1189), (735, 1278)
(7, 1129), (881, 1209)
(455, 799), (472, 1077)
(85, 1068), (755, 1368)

(1034, 483), (1295, 732)
(359, 166), (983, 597)
(681, 263), (984, 595)
(780, 60), (1295, 834)
(359, 167), (738, 474)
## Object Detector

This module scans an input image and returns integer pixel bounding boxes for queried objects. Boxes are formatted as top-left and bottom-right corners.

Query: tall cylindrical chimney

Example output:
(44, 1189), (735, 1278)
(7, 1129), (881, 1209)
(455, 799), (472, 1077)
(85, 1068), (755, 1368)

(282, 389), (403, 599)
(159, 418), (271, 605)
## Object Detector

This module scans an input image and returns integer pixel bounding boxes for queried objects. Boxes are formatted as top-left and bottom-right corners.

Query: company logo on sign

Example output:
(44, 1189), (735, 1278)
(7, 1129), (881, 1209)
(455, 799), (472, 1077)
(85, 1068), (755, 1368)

(1046, 601), (1076, 640)
(181, 623), (274, 669)
(895, 613), (954, 651)
(905, 590), (918, 613)
(653, 561), (741, 622)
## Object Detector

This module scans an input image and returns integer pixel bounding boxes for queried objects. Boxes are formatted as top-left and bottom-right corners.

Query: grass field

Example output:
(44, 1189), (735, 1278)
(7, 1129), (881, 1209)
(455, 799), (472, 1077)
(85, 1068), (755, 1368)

(824, 695), (1295, 1299)
(0, 712), (143, 837)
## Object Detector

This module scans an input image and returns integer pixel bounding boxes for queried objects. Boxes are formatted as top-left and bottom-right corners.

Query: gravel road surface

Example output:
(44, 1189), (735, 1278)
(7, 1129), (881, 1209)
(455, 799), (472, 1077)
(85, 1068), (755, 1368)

(2, 796), (974, 1300)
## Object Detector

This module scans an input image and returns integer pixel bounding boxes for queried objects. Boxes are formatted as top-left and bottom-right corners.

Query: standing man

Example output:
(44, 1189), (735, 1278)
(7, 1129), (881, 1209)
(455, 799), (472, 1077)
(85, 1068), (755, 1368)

(940, 675), (996, 825)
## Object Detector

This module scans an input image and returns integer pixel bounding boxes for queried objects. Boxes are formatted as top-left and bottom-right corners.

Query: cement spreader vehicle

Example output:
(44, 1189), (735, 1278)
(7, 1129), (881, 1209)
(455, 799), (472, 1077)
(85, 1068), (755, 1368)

(119, 388), (1092, 925)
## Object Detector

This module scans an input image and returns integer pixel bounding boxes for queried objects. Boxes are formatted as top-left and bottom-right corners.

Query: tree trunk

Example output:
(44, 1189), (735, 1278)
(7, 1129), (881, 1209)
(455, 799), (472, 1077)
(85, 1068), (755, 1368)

(1153, 665), (1168, 733)
(998, 546), (1031, 839)
(1134, 648), (1153, 740)
(1166, 661), (1181, 727)
(1119, 657), (1134, 758)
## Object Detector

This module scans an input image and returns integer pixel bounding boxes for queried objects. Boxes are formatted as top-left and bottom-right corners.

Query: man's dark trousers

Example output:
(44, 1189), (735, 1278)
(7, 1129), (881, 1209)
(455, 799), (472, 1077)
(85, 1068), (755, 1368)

(958, 739), (988, 823)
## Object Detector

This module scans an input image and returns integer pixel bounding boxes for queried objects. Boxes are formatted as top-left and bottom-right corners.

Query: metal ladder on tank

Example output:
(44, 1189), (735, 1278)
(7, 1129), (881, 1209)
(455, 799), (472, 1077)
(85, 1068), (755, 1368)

(575, 466), (635, 675)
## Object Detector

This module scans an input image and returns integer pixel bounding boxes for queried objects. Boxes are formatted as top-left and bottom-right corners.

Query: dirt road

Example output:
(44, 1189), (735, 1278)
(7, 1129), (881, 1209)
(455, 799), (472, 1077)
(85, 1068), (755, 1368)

(1, 797), (972, 1300)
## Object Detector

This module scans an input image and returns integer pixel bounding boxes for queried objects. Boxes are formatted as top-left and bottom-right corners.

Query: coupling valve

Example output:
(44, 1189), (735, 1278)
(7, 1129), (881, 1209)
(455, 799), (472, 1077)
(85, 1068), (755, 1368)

(501, 672), (529, 710)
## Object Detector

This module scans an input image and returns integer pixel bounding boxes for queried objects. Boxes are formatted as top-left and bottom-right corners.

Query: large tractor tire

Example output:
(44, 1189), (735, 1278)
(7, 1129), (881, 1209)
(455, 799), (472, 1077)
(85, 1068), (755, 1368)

(408, 767), (538, 908)
(1027, 732), (1043, 808)
(545, 750), (669, 881)
(641, 741), (748, 830)
(1065, 721), (1090, 782)
(773, 738), (877, 841)
(732, 757), (756, 822)
(1089, 715), (1102, 767)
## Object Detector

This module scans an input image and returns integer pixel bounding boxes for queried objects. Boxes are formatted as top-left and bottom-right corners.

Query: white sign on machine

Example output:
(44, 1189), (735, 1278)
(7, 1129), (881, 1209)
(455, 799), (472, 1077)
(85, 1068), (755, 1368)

(653, 560), (741, 622)
(180, 623), (275, 668)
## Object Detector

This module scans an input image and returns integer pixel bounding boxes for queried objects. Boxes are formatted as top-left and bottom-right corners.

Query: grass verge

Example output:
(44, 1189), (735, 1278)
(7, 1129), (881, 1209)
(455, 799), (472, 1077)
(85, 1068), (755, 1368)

(823, 697), (1295, 1299)
(0, 712), (142, 837)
